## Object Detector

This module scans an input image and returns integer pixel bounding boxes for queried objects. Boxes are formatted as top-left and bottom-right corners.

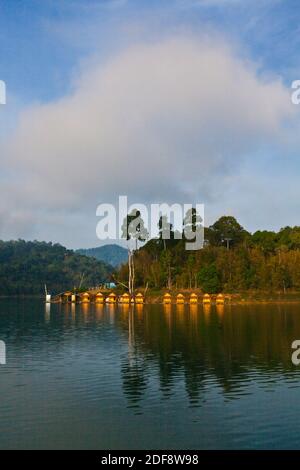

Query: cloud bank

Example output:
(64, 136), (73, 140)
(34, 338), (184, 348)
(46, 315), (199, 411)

(2, 36), (294, 246)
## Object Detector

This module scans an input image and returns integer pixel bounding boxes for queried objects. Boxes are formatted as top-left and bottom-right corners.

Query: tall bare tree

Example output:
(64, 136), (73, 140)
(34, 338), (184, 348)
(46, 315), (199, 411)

(121, 209), (149, 294)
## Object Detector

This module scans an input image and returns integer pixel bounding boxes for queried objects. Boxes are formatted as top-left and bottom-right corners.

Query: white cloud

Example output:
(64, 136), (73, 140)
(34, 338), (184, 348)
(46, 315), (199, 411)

(2, 36), (295, 246)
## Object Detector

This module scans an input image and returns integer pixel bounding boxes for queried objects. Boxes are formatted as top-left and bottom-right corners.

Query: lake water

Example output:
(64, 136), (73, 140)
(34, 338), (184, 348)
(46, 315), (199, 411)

(0, 299), (300, 449)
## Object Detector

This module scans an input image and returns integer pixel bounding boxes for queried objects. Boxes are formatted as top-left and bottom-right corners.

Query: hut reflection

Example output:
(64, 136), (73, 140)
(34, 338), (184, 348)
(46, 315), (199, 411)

(163, 304), (172, 330)
(95, 303), (104, 321)
(81, 302), (89, 317)
(189, 304), (199, 328)
(135, 304), (144, 320)
(71, 302), (76, 322)
(203, 304), (211, 325)
(106, 304), (116, 324)
(216, 304), (225, 319)
(176, 304), (185, 316)
(45, 302), (51, 322)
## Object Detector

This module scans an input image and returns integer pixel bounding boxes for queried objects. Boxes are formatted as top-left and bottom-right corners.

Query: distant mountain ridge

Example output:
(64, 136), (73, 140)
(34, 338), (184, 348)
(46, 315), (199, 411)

(76, 244), (128, 267)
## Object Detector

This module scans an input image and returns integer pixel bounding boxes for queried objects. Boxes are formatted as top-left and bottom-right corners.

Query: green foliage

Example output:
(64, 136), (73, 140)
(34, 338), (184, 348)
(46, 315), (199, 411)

(252, 230), (277, 253)
(198, 264), (220, 293)
(4, 216), (300, 296)
(207, 216), (249, 248)
(0, 240), (113, 295)
(117, 216), (300, 293)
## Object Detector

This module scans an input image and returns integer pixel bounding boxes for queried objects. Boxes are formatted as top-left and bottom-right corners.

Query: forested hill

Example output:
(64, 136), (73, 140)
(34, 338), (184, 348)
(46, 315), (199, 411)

(118, 216), (300, 293)
(0, 240), (114, 295)
(77, 244), (127, 267)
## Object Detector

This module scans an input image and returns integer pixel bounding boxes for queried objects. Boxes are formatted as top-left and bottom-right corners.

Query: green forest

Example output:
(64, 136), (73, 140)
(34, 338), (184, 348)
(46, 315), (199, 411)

(2, 216), (300, 296)
(118, 216), (300, 293)
(0, 240), (113, 295)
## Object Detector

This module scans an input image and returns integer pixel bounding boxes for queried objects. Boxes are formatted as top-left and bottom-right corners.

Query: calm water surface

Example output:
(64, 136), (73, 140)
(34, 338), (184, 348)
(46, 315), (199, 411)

(0, 300), (300, 449)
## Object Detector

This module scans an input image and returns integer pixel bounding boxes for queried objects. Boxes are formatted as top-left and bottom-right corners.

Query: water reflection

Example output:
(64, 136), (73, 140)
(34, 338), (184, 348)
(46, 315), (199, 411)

(121, 307), (147, 410)
(1, 300), (300, 449)
(116, 304), (300, 407)
(45, 303), (51, 322)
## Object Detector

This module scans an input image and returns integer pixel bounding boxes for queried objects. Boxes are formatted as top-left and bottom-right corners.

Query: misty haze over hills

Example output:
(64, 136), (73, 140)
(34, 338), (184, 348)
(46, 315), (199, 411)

(77, 244), (128, 268)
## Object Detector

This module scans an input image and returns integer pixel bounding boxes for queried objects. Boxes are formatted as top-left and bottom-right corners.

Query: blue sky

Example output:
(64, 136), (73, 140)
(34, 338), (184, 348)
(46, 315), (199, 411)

(1, 0), (299, 101)
(0, 0), (300, 247)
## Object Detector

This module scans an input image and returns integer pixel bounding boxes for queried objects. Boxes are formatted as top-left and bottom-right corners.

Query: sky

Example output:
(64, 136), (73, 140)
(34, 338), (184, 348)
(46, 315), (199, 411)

(0, 0), (300, 248)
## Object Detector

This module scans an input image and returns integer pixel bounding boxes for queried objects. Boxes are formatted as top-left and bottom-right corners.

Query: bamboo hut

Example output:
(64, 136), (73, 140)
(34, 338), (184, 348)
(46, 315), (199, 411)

(176, 293), (185, 305)
(106, 292), (117, 304)
(216, 293), (225, 305)
(95, 292), (104, 304)
(63, 291), (72, 303)
(119, 293), (130, 304)
(81, 292), (90, 303)
(203, 293), (211, 304)
(163, 293), (172, 304)
(189, 293), (198, 304)
(135, 293), (144, 304)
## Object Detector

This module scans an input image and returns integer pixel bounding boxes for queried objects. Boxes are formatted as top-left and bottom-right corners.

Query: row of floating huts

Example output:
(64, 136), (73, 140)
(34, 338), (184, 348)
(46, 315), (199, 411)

(47, 291), (145, 304)
(47, 292), (226, 305)
(162, 293), (225, 305)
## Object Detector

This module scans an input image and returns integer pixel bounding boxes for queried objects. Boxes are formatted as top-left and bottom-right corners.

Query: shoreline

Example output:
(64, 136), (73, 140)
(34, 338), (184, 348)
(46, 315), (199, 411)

(2, 292), (300, 305)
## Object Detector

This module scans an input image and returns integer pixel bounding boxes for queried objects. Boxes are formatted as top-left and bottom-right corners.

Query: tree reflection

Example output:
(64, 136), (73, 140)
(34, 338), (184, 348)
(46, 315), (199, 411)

(119, 304), (300, 406)
(121, 308), (148, 410)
